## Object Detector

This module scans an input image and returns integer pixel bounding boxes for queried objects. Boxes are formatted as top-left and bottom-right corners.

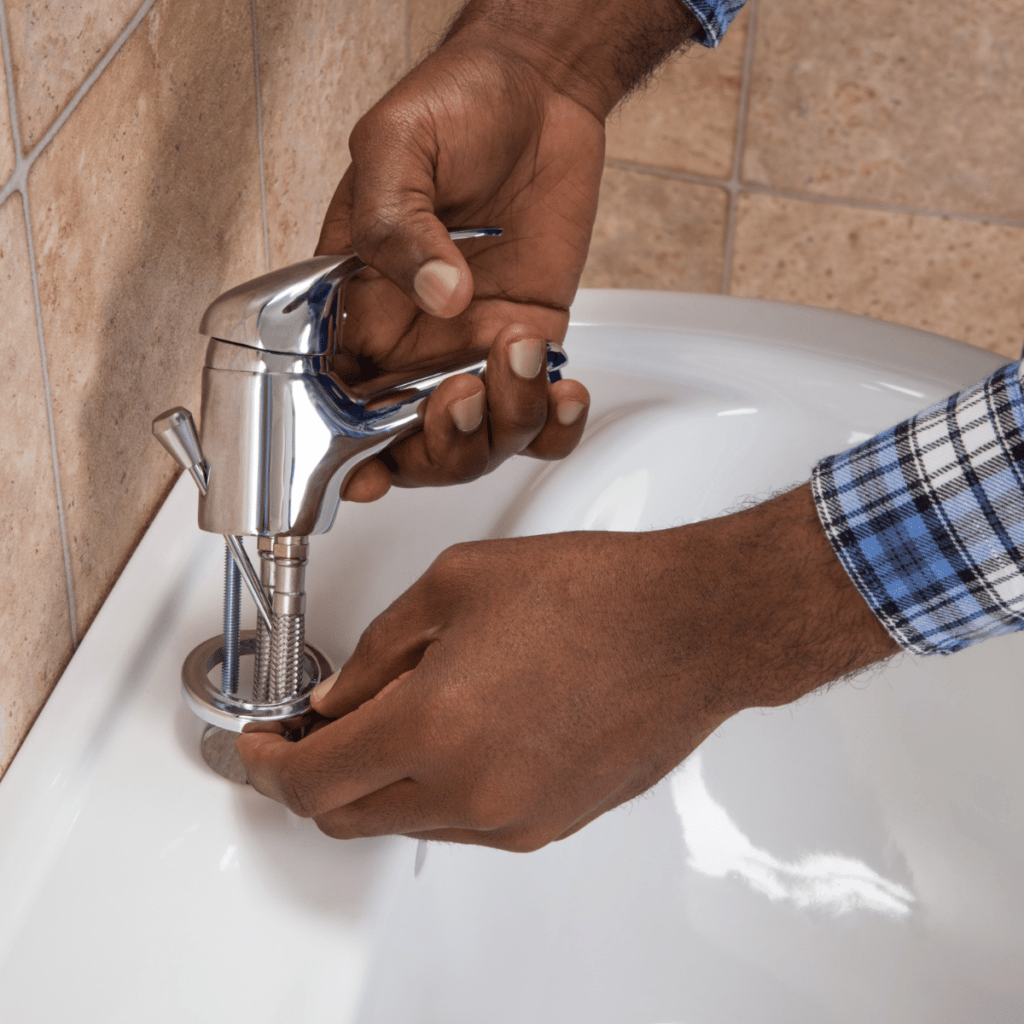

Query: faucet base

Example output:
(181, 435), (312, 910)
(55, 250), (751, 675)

(199, 725), (250, 784)
(181, 630), (332, 733)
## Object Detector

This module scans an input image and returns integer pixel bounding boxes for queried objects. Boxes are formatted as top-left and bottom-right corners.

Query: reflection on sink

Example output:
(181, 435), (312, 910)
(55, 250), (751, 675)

(672, 751), (915, 918)
(1, 292), (1022, 1023)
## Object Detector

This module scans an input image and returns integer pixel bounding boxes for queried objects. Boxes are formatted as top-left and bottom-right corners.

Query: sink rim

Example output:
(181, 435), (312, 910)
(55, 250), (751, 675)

(0, 290), (1009, 998)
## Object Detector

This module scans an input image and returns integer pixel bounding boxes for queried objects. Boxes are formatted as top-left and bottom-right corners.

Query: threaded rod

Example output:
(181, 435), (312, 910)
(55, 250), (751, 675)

(221, 543), (241, 695)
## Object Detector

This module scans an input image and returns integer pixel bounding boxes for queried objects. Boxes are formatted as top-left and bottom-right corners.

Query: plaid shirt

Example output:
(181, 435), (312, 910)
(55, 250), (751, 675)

(682, 0), (749, 47)
(682, 0), (1024, 655)
(812, 362), (1024, 655)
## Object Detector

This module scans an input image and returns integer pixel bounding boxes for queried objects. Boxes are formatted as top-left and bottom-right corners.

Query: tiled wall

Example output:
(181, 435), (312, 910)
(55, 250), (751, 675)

(413, 0), (1024, 354)
(2, 0), (1022, 776)
(0, 0), (405, 777)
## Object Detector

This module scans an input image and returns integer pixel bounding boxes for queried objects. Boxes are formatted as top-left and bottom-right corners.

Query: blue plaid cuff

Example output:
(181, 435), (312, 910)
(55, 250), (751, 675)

(812, 361), (1024, 655)
(680, 0), (748, 47)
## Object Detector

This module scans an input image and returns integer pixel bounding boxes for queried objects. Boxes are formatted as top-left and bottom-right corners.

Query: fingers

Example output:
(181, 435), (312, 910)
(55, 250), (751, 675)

(237, 697), (411, 819)
(525, 376), (590, 460)
(483, 327), (555, 462)
(345, 373), (490, 498)
(373, 329), (591, 492)
(312, 559), (454, 720)
(344, 99), (474, 318)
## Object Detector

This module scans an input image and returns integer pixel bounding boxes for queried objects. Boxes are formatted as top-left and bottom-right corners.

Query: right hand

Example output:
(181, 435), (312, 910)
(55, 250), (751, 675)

(314, 20), (607, 501)
(238, 485), (900, 851)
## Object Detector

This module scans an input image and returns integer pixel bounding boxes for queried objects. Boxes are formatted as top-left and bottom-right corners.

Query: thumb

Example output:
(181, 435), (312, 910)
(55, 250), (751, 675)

(341, 105), (474, 319)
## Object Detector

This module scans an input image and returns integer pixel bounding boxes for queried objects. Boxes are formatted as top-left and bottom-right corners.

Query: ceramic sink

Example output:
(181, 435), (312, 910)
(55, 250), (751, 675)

(1, 291), (1021, 1023)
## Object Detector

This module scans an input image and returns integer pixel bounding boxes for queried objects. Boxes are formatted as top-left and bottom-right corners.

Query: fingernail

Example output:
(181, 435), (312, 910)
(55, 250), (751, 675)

(450, 391), (485, 433)
(509, 338), (544, 380)
(241, 721), (286, 734)
(413, 260), (461, 316)
(311, 671), (338, 705)
(556, 400), (585, 426)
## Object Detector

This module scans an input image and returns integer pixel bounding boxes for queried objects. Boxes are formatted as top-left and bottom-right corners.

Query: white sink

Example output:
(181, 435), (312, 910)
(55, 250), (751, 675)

(2, 291), (1021, 1023)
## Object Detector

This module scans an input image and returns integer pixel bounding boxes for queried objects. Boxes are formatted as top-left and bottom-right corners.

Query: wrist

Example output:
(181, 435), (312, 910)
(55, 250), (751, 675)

(442, 0), (700, 119)
(659, 484), (899, 718)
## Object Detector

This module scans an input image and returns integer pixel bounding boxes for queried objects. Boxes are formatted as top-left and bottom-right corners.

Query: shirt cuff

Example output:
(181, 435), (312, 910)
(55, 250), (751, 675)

(811, 360), (1024, 655)
(679, 0), (749, 47)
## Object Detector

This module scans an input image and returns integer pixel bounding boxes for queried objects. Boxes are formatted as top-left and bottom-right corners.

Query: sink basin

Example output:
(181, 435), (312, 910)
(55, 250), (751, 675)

(2, 291), (1021, 1023)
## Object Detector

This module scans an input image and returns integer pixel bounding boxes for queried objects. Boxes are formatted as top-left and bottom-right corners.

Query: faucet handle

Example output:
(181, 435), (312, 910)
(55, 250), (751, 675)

(198, 228), (502, 357)
(152, 407), (208, 495)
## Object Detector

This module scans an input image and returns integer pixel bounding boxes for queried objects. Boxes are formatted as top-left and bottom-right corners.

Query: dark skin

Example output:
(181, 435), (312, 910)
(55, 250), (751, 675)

(236, 0), (900, 851)
(314, 0), (698, 501)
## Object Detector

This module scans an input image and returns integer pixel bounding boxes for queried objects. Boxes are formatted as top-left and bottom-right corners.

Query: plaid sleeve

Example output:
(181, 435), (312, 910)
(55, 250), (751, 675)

(680, 0), (749, 47)
(811, 360), (1024, 655)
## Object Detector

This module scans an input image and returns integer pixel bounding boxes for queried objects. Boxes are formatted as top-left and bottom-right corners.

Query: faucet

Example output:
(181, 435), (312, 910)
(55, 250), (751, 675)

(153, 229), (567, 744)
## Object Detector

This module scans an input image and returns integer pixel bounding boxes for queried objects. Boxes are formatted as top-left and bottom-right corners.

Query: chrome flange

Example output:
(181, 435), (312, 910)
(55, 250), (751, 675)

(181, 630), (332, 733)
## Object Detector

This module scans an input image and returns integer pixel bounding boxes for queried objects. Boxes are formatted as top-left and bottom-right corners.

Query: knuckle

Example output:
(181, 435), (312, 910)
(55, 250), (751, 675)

(354, 610), (390, 660)
(505, 393), (548, 434)
(501, 828), (553, 854)
(348, 208), (395, 257)
(463, 784), (515, 833)
(314, 815), (363, 841)
(426, 541), (480, 593)
(275, 764), (319, 819)
(432, 444), (489, 484)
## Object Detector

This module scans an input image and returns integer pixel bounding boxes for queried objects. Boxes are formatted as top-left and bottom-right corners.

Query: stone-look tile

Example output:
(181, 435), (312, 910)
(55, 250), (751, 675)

(256, 0), (407, 267)
(581, 167), (727, 292)
(742, 0), (1024, 219)
(0, 196), (74, 780)
(730, 193), (1024, 358)
(1, 43), (15, 183)
(606, 6), (749, 181)
(409, 0), (460, 65)
(5, 0), (142, 153)
(29, 0), (266, 634)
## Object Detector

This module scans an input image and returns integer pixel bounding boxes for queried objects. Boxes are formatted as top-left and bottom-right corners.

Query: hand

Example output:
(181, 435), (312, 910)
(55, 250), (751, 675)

(316, 0), (698, 502)
(317, 30), (599, 501)
(237, 486), (899, 851)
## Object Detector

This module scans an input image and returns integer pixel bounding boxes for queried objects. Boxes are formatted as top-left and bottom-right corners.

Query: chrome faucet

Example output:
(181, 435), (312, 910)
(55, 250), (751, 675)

(153, 229), (567, 745)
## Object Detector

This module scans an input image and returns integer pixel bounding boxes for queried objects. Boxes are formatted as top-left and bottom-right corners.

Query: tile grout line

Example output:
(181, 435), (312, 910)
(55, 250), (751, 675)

(720, 0), (760, 295)
(250, 0), (271, 272)
(0, 0), (24, 205)
(19, 189), (78, 646)
(604, 157), (1024, 231)
(405, 0), (412, 72)
(20, 0), (157, 175)
(0, 0), (78, 646)
(1, 0), (159, 647)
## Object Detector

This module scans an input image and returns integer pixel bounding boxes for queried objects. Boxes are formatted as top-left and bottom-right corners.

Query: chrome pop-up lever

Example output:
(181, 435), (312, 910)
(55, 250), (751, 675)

(153, 228), (567, 751)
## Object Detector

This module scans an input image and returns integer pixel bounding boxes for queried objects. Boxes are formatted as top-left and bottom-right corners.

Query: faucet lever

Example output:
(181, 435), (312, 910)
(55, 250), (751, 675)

(152, 407), (208, 495)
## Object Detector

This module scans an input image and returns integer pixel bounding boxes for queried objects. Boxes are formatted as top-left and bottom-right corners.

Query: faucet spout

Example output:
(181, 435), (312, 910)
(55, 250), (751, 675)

(193, 230), (566, 537)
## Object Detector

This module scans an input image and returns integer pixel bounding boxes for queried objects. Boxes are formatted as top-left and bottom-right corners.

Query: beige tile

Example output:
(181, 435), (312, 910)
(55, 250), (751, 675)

(29, 0), (266, 634)
(730, 193), (1024, 359)
(1, 43), (14, 183)
(409, 0), (461, 64)
(5, 0), (142, 153)
(0, 196), (74, 779)
(581, 167), (728, 293)
(256, 0), (407, 267)
(742, 0), (1024, 219)
(606, 6), (749, 181)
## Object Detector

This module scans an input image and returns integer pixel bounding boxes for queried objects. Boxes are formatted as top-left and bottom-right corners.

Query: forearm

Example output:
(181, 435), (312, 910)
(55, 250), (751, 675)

(663, 484), (899, 719)
(441, 0), (701, 118)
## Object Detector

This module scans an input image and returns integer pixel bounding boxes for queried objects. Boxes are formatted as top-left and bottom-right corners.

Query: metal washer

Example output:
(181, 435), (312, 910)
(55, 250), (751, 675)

(181, 629), (333, 733)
